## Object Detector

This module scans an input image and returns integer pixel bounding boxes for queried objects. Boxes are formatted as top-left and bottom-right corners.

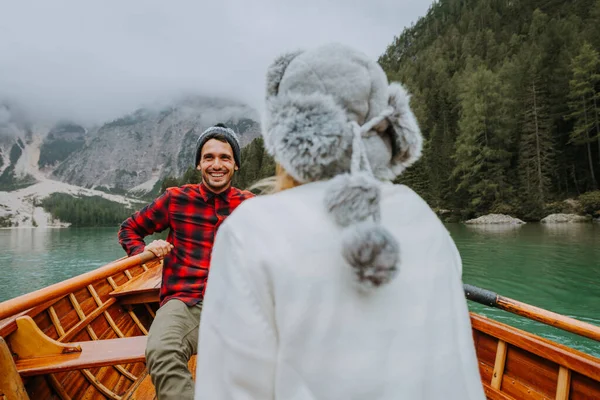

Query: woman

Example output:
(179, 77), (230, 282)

(194, 43), (485, 399)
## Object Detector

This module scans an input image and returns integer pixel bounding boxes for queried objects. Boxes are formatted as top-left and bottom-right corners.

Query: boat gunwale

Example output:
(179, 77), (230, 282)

(471, 313), (600, 382)
(0, 251), (157, 323)
(1, 253), (599, 400)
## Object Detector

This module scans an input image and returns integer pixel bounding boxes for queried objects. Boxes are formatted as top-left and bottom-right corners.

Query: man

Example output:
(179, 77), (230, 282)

(118, 123), (254, 400)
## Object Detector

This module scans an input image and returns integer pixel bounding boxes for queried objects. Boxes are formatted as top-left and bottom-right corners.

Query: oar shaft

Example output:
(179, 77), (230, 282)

(464, 284), (600, 342)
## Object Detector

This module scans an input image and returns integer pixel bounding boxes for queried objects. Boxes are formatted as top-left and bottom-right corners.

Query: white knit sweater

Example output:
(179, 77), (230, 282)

(194, 181), (485, 400)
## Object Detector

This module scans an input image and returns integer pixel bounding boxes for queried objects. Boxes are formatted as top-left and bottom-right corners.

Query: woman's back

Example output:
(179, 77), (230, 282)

(195, 180), (485, 399)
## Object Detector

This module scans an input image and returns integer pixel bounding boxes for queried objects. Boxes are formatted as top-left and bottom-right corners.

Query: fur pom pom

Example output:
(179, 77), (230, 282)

(265, 50), (303, 98)
(324, 173), (380, 227)
(265, 92), (353, 183)
(387, 82), (423, 174)
(341, 221), (400, 289)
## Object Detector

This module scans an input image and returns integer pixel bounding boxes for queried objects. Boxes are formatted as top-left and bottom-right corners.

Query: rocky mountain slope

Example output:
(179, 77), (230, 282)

(52, 96), (261, 194)
(0, 97), (261, 227)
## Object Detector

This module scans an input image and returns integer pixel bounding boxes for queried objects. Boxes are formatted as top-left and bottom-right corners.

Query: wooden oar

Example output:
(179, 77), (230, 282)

(0, 251), (157, 321)
(464, 283), (600, 342)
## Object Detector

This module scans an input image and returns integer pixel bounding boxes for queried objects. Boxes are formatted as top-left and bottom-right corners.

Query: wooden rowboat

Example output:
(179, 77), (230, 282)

(0, 251), (599, 399)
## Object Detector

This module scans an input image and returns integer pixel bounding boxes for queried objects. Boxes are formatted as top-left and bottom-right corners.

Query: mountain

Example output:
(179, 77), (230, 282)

(0, 96), (261, 227)
(52, 96), (261, 195)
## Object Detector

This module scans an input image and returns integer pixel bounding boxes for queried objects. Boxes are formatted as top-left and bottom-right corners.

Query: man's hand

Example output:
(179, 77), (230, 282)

(145, 239), (174, 258)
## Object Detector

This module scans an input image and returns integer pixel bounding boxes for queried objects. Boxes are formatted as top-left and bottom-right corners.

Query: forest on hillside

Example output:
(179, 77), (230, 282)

(39, 194), (144, 227)
(163, 0), (600, 221)
(379, 0), (600, 220)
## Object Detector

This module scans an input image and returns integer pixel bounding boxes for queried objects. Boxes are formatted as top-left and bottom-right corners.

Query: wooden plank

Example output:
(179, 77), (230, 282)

(104, 311), (126, 338)
(115, 364), (138, 382)
(474, 330), (499, 367)
(119, 292), (160, 305)
(491, 340), (508, 389)
(90, 283), (128, 340)
(65, 297), (139, 386)
(556, 366), (571, 400)
(0, 251), (156, 320)
(482, 382), (515, 400)
(144, 304), (156, 319)
(50, 297), (80, 334)
(127, 310), (149, 335)
(570, 370), (600, 399)
(479, 362), (494, 384)
(0, 337), (30, 400)
(60, 298), (117, 343)
(108, 277), (118, 290)
(8, 316), (81, 359)
(503, 345), (558, 399)
(500, 374), (550, 400)
(110, 266), (162, 299)
(46, 374), (72, 400)
(123, 372), (155, 400)
(471, 313), (600, 382)
(48, 306), (66, 337)
(81, 369), (122, 400)
(88, 284), (103, 306)
(69, 294), (86, 320)
(15, 336), (147, 376)
(68, 293), (100, 343)
(0, 297), (66, 338)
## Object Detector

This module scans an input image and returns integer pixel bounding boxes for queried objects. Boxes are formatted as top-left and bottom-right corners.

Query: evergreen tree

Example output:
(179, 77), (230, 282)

(452, 65), (513, 213)
(567, 42), (600, 190)
(513, 10), (556, 205)
(379, 0), (600, 216)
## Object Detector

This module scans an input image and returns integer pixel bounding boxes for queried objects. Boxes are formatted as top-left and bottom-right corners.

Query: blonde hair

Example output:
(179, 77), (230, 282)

(249, 164), (301, 194)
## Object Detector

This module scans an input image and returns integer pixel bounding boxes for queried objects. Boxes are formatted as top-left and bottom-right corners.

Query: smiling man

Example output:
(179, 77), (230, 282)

(117, 123), (254, 400)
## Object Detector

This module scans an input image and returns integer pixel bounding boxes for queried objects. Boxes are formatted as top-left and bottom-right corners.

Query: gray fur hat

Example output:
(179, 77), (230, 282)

(262, 43), (423, 291)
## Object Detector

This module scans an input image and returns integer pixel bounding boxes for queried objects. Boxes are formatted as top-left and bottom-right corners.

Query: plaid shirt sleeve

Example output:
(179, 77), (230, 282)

(118, 190), (171, 256)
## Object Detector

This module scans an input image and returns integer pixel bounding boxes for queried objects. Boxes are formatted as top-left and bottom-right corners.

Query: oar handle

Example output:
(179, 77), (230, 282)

(464, 283), (600, 342)
(464, 284), (498, 307)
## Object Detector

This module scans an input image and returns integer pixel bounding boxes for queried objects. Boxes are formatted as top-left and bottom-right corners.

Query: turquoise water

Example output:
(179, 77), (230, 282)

(448, 223), (600, 357)
(1, 223), (598, 356)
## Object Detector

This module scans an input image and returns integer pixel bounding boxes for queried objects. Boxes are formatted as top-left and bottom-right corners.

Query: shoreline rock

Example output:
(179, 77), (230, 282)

(540, 213), (591, 224)
(464, 213), (525, 225)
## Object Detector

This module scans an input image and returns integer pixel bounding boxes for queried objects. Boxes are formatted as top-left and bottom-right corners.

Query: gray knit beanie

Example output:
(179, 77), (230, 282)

(194, 123), (241, 167)
(262, 43), (423, 291)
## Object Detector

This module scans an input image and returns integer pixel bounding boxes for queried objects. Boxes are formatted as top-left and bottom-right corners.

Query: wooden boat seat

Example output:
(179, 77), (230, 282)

(15, 336), (147, 377)
(109, 264), (162, 305)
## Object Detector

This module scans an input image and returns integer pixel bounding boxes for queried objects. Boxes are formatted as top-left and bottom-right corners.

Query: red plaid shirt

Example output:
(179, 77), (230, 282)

(118, 183), (254, 306)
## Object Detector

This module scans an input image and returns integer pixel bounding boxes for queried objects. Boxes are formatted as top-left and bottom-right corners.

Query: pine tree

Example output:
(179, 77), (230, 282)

(514, 11), (556, 205)
(452, 65), (513, 213)
(567, 42), (600, 190)
(520, 76), (554, 202)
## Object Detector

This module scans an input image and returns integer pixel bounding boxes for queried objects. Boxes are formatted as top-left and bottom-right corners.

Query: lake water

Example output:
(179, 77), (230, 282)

(1, 223), (599, 356)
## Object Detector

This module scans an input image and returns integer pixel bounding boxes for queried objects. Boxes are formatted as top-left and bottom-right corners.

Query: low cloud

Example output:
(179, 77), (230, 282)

(0, 0), (432, 124)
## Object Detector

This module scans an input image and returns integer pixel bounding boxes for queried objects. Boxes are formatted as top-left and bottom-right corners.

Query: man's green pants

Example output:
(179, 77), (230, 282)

(145, 299), (202, 400)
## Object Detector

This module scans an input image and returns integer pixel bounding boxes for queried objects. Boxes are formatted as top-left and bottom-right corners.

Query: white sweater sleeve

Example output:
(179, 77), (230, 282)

(194, 220), (277, 400)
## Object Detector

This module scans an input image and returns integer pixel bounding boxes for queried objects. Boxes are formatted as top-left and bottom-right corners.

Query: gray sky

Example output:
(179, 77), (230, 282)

(0, 0), (433, 124)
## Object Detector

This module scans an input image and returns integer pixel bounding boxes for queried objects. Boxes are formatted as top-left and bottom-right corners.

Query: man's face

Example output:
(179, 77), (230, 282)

(198, 138), (237, 193)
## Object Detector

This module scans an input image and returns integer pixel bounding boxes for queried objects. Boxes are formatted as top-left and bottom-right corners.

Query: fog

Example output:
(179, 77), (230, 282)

(0, 0), (433, 124)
